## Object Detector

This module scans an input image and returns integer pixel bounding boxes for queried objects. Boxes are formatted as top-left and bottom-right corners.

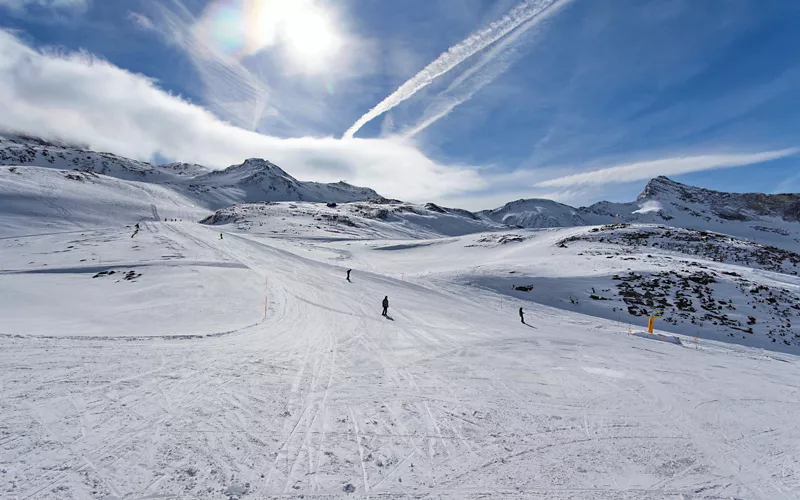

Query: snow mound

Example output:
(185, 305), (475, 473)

(632, 332), (682, 345)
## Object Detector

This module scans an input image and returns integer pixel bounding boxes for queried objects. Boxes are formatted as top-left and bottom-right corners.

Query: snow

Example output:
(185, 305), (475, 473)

(0, 137), (380, 211)
(2, 141), (800, 499)
(200, 200), (505, 239)
(2, 217), (800, 499)
(632, 200), (663, 215)
(0, 166), (208, 237)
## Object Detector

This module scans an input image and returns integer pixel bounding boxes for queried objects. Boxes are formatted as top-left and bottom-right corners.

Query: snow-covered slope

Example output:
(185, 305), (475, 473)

(478, 198), (588, 227)
(0, 135), (380, 210)
(285, 223), (800, 353)
(3, 218), (799, 499)
(183, 158), (380, 208)
(200, 199), (505, 239)
(0, 165), (206, 236)
(0, 134), (211, 183)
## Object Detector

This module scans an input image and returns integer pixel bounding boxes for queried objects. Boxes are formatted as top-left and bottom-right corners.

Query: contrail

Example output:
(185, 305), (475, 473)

(342, 0), (564, 139)
(402, 0), (572, 138)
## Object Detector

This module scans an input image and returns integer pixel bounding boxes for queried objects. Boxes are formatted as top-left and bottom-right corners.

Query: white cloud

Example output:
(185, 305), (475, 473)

(343, 0), (567, 139)
(0, 30), (484, 201)
(0, 0), (85, 9)
(536, 150), (799, 188)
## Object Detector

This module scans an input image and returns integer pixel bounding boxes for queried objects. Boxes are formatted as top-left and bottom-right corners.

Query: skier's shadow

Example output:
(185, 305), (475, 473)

(384, 315), (395, 321)
(522, 323), (537, 329)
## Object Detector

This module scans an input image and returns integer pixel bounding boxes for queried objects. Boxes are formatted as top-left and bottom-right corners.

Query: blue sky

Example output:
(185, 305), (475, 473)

(0, 0), (798, 209)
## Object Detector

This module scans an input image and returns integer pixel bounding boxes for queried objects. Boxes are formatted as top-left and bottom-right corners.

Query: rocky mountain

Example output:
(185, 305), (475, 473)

(0, 135), (379, 209)
(479, 176), (800, 251)
(582, 176), (800, 224)
(577, 176), (800, 250)
(2, 134), (798, 249)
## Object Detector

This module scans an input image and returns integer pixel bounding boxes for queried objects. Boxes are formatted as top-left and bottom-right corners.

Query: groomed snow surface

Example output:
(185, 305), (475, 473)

(2, 218), (800, 500)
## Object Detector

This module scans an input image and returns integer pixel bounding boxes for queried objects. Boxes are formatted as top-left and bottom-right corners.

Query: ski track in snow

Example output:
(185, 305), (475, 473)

(0, 222), (799, 499)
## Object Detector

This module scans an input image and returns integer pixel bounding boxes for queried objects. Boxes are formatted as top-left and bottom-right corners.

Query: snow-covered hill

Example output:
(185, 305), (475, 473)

(0, 134), (211, 183)
(0, 135), (380, 209)
(281, 223), (800, 352)
(477, 198), (588, 228)
(0, 165), (206, 236)
(184, 158), (380, 208)
(200, 199), (505, 239)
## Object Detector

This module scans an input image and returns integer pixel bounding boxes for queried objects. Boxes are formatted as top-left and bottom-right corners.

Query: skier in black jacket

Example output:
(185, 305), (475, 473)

(519, 307), (525, 324)
(346, 269), (352, 282)
(382, 296), (389, 317)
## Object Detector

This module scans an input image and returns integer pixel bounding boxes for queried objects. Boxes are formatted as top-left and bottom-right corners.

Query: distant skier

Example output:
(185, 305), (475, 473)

(382, 296), (389, 317)
(346, 269), (352, 282)
(219, 233), (223, 240)
(519, 307), (525, 324)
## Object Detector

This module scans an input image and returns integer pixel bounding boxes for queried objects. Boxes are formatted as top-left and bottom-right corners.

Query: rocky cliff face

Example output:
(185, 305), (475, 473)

(638, 176), (800, 222)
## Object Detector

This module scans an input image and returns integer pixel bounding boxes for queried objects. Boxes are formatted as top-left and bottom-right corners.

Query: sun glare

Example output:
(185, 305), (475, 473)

(282, 8), (341, 63)
(198, 0), (342, 71)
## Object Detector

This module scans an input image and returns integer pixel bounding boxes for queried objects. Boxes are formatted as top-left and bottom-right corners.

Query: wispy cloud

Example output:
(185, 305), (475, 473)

(141, 0), (377, 136)
(145, 1), (273, 132)
(536, 150), (800, 188)
(127, 11), (155, 31)
(0, 30), (484, 201)
(0, 0), (86, 9)
(343, 0), (567, 139)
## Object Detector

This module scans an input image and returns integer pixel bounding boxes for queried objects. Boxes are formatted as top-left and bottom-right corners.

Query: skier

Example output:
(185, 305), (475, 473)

(519, 307), (525, 324)
(135, 223), (140, 230)
(382, 296), (389, 317)
(346, 269), (352, 282)
(219, 233), (223, 240)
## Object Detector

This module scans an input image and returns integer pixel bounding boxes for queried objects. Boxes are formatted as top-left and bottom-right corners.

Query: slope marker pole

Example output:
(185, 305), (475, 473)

(266, 277), (269, 316)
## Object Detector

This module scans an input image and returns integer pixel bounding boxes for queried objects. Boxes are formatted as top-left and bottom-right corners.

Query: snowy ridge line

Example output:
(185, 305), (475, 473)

(0, 319), (264, 342)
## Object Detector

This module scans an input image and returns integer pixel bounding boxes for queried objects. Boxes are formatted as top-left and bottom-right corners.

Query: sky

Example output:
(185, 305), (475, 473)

(0, 0), (798, 210)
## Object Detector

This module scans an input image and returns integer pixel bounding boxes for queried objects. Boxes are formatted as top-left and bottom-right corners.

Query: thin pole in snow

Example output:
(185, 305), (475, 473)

(266, 277), (269, 316)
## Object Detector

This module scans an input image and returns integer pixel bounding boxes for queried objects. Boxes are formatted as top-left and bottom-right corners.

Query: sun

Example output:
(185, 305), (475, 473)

(282, 7), (341, 64)
(196, 0), (343, 72)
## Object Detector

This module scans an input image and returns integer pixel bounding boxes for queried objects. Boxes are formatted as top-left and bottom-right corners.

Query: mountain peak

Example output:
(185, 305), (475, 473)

(638, 176), (683, 200)
(237, 158), (290, 176)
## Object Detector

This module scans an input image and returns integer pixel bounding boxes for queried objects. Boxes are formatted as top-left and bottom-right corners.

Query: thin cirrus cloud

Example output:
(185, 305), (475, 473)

(144, 1), (273, 132)
(141, 0), (370, 136)
(536, 150), (800, 188)
(0, 30), (485, 202)
(0, 0), (86, 9)
(343, 0), (569, 139)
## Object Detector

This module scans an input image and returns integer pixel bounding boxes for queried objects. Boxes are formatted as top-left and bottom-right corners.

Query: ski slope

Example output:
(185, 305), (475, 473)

(2, 221), (799, 499)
